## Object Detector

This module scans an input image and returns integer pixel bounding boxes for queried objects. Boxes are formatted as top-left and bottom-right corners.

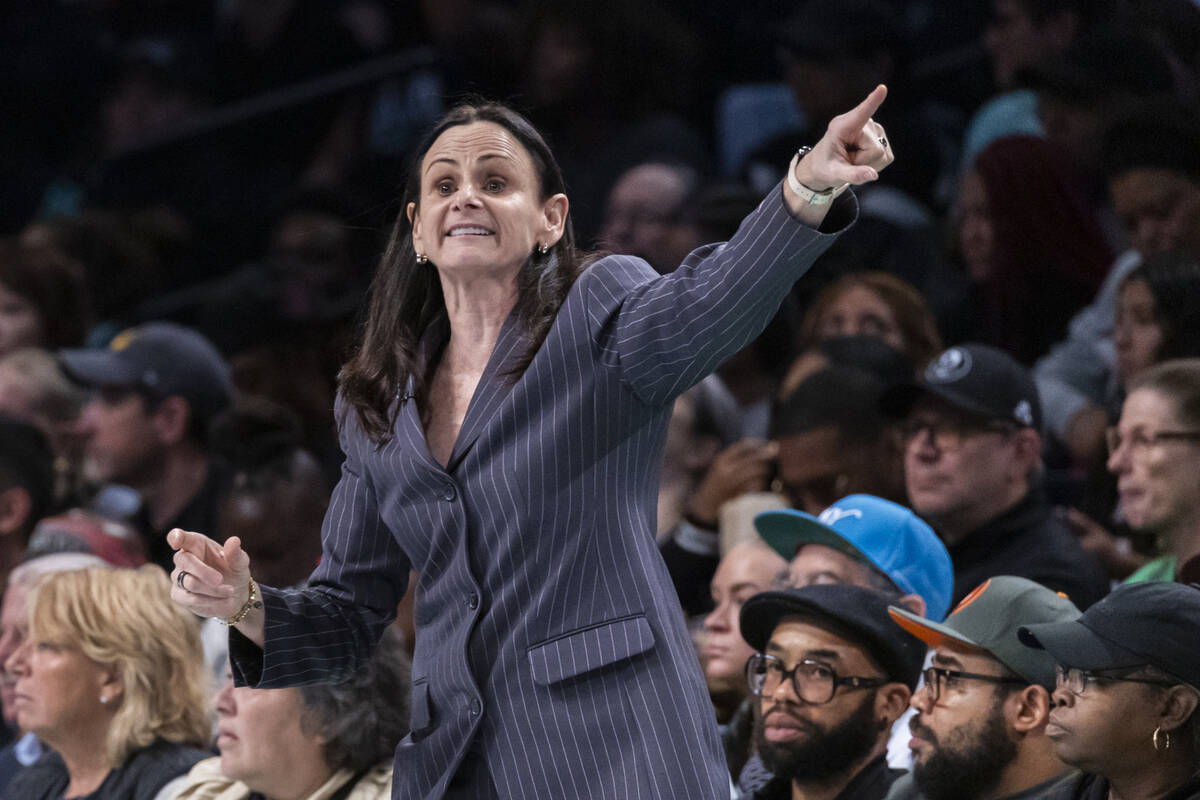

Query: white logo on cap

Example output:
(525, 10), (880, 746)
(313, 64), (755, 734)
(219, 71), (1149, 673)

(1013, 399), (1033, 426)
(819, 507), (863, 526)
(927, 347), (972, 384)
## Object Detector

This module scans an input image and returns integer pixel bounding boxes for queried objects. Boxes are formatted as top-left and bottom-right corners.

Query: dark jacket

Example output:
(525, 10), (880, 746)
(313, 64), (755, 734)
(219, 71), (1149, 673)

(2, 739), (208, 800)
(1044, 771), (1200, 800)
(749, 755), (903, 800)
(947, 489), (1108, 609)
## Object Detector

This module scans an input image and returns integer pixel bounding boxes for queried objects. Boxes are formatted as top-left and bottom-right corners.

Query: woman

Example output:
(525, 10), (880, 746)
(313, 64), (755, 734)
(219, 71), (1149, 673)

(2, 566), (211, 800)
(169, 88), (893, 798)
(1020, 581), (1200, 799)
(950, 135), (1111, 364)
(0, 240), (88, 358)
(169, 628), (410, 800)
(796, 270), (942, 368)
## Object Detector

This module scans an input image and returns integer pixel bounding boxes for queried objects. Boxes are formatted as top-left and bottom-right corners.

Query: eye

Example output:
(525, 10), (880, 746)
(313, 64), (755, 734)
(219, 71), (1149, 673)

(484, 178), (506, 193)
(800, 661), (834, 681)
(435, 180), (454, 195)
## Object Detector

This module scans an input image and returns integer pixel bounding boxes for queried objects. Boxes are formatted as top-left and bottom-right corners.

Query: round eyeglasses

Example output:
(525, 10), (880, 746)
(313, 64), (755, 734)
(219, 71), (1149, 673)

(1054, 665), (1177, 696)
(746, 652), (886, 705)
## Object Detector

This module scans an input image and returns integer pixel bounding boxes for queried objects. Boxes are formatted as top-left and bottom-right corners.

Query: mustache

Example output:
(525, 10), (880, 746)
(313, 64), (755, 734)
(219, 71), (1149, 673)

(909, 715), (937, 746)
(762, 708), (821, 734)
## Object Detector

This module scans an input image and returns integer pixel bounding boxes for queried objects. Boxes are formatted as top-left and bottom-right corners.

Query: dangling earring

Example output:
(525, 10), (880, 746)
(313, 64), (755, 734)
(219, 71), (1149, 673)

(416, 253), (429, 265)
(1153, 726), (1172, 752)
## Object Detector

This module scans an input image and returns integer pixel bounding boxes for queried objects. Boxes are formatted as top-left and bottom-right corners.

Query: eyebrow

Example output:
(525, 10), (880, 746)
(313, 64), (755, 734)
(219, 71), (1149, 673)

(765, 642), (844, 663)
(424, 153), (514, 175)
(932, 652), (964, 670)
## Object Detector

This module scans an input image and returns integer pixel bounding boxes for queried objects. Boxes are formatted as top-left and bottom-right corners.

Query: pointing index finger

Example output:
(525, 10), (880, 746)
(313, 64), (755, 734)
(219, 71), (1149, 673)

(168, 528), (226, 565)
(840, 84), (888, 133)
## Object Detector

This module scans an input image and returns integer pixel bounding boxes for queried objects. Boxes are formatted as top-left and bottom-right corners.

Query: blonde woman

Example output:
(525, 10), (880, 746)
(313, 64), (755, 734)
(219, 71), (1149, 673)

(2, 566), (211, 800)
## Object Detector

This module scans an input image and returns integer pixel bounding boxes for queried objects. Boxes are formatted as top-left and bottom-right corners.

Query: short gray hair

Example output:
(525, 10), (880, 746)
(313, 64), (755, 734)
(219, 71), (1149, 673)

(298, 627), (412, 772)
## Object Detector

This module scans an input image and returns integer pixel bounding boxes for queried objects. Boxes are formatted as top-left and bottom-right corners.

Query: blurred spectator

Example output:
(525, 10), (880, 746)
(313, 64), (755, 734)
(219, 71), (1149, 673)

(699, 540), (786, 778)
(1107, 360), (1200, 583)
(883, 345), (1107, 607)
(25, 511), (146, 570)
(947, 135), (1111, 364)
(0, 241), (89, 358)
(0, 349), (88, 505)
(757, 496), (954, 622)
(598, 162), (701, 273)
(1020, 582), (1200, 799)
(796, 271), (943, 370)
(1021, 29), (1178, 193)
(781, 335), (916, 402)
(738, 584), (923, 799)
(0, 554), (109, 790)
(887, 576), (1081, 800)
(170, 627), (411, 800)
(772, 367), (907, 515)
(210, 400), (329, 589)
(519, 0), (707, 241)
(2, 566), (210, 800)
(59, 323), (233, 570)
(1035, 103), (1200, 465)
(0, 416), (55, 587)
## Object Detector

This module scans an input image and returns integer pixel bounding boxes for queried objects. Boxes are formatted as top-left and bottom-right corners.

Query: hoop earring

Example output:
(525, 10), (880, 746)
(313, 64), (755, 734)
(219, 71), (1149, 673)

(1153, 726), (1171, 752)
(416, 253), (429, 265)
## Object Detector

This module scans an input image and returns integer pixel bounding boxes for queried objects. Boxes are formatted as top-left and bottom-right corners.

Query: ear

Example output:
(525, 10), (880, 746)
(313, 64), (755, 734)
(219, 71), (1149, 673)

(540, 193), (569, 249)
(896, 593), (926, 617)
(1009, 684), (1051, 735)
(1012, 429), (1042, 472)
(98, 662), (123, 709)
(0, 487), (33, 538)
(407, 201), (425, 255)
(151, 396), (191, 446)
(875, 683), (912, 727)
(1158, 685), (1200, 734)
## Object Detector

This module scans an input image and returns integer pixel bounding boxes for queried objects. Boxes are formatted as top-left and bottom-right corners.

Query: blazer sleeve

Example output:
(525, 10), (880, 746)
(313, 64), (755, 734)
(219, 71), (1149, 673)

(583, 183), (855, 406)
(230, 399), (411, 688)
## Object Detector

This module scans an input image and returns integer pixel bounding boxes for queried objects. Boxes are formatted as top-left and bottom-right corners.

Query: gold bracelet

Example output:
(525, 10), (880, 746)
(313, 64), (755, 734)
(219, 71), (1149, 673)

(220, 579), (261, 627)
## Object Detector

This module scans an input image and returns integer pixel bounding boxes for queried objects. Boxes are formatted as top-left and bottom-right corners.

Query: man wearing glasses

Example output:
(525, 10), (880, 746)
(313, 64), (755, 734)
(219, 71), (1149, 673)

(885, 576), (1081, 800)
(738, 583), (925, 800)
(882, 344), (1107, 608)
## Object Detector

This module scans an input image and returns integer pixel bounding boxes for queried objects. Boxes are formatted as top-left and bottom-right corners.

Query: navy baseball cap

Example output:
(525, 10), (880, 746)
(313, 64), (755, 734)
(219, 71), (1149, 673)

(1019, 581), (1200, 687)
(880, 343), (1042, 432)
(59, 322), (232, 425)
(741, 583), (926, 690)
(755, 495), (954, 621)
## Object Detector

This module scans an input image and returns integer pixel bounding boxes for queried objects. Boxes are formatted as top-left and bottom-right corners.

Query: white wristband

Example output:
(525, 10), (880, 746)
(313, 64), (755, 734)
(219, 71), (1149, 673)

(788, 149), (849, 206)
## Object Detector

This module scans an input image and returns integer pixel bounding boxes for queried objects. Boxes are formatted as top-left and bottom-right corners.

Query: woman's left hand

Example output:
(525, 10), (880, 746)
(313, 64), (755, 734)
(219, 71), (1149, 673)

(793, 84), (895, 192)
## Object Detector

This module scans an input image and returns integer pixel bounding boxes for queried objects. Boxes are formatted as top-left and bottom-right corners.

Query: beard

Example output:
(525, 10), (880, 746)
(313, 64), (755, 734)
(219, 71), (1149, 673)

(753, 692), (882, 783)
(911, 692), (1018, 800)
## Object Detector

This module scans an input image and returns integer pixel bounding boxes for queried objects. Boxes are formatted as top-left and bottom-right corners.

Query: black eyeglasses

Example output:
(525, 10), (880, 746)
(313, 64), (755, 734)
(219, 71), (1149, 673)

(746, 653), (886, 705)
(1104, 427), (1200, 457)
(1054, 665), (1178, 696)
(921, 666), (1025, 703)
(901, 417), (1017, 451)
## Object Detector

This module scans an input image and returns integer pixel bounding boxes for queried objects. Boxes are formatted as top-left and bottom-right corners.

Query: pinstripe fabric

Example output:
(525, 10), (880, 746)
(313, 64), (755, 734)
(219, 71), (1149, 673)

(230, 185), (853, 799)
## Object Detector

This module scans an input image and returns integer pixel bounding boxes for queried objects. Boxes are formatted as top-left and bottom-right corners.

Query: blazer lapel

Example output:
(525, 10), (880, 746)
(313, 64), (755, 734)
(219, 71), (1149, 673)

(445, 309), (525, 472)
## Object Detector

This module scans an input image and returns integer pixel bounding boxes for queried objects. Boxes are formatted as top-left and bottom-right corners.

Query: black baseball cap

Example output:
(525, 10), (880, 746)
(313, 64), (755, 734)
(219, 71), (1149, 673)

(59, 322), (232, 425)
(880, 343), (1042, 432)
(741, 583), (926, 690)
(1019, 582), (1200, 687)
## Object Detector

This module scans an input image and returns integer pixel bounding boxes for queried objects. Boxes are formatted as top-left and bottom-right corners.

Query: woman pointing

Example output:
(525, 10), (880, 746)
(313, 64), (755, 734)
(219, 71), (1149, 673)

(169, 86), (894, 799)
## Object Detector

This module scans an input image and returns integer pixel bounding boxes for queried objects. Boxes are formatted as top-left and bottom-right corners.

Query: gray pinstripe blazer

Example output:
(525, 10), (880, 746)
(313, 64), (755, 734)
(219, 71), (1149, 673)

(230, 185), (851, 799)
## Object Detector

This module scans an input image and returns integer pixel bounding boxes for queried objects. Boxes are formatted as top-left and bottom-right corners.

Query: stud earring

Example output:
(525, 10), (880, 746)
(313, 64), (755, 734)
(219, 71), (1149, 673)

(100, 695), (108, 704)
(536, 243), (550, 256)
(416, 253), (429, 265)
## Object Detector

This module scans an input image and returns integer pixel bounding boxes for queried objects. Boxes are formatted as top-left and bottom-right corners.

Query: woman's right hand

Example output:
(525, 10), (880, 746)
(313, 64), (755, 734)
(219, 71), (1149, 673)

(168, 528), (252, 620)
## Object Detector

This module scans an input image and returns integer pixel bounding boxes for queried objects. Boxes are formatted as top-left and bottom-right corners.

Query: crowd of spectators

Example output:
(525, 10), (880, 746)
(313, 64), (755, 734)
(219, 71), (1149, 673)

(3, 0), (1200, 797)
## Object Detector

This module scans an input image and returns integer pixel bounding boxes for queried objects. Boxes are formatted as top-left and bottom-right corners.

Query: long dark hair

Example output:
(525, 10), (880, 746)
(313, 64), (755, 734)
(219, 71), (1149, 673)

(339, 102), (584, 443)
(1123, 248), (1200, 364)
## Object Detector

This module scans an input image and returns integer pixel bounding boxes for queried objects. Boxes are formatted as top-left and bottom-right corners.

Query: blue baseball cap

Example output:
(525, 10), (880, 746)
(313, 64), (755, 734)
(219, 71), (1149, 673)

(755, 494), (954, 621)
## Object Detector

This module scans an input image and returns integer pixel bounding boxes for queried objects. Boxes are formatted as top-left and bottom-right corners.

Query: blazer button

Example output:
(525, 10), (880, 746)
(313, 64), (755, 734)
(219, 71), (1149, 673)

(468, 698), (482, 716)
(439, 482), (457, 502)
(466, 592), (479, 610)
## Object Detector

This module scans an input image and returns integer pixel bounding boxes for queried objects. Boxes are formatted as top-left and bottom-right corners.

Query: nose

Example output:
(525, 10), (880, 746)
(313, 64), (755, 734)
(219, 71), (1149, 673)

(451, 182), (482, 210)
(214, 674), (235, 715)
(1106, 437), (1129, 474)
(703, 601), (730, 634)
(909, 681), (934, 713)
(76, 399), (101, 434)
(1050, 683), (1074, 708)
(4, 641), (29, 679)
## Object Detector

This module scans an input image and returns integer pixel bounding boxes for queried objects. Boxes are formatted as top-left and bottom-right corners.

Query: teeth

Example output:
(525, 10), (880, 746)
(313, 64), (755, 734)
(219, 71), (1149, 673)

(448, 227), (493, 236)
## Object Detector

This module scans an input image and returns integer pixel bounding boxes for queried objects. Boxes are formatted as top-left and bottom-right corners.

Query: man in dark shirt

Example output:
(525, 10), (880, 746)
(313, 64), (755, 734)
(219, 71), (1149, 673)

(59, 322), (232, 570)
(739, 584), (925, 800)
(882, 344), (1107, 608)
